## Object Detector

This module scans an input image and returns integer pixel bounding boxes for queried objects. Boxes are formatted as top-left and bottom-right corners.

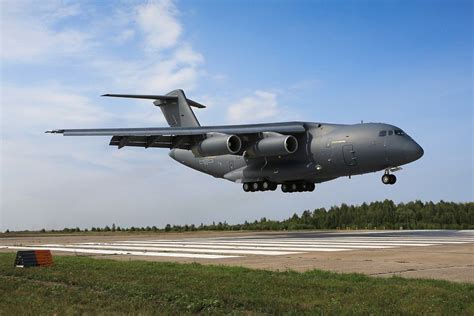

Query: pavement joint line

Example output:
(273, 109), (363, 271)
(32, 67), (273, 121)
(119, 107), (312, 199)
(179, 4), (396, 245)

(109, 241), (440, 247)
(111, 240), (455, 245)
(234, 240), (472, 243)
(102, 238), (466, 248)
(114, 238), (473, 244)
(218, 239), (474, 242)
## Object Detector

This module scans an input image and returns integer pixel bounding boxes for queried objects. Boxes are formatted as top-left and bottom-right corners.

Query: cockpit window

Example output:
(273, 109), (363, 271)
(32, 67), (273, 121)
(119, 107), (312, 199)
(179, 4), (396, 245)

(394, 130), (405, 136)
(379, 131), (387, 137)
(388, 130), (393, 135)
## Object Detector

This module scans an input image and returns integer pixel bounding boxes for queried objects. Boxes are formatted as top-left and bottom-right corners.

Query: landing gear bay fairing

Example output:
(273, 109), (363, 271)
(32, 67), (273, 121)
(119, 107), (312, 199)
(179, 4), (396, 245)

(47, 90), (424, 193)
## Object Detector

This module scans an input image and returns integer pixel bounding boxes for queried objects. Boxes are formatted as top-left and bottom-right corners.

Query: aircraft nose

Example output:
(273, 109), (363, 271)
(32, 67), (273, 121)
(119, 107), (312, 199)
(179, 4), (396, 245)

(405, 140), (424, 162)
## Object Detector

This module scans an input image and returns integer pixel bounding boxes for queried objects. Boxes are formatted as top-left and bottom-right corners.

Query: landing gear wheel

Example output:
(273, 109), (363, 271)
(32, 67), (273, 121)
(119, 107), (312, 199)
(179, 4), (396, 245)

(307, 183), (315, 192)
(262, 181), (270, 190)
(281, 184), (289, 193)
(243, 183), (251, 192)
(382, 174), (391, 185)
(389, 174), (397, 185)
(290, 183), (298, 192)
(298, 183), (306, 192)
(252, 182), (261, 191)
(270, 183), (277, 191)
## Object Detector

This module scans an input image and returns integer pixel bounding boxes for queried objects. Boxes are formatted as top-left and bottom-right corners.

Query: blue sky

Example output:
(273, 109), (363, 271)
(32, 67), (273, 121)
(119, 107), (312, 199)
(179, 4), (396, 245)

(1, 0), (472, 231)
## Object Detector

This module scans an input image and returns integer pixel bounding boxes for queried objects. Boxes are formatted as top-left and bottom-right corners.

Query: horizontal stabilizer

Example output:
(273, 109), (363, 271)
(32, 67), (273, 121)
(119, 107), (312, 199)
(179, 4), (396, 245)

(102, 94), (206, 108)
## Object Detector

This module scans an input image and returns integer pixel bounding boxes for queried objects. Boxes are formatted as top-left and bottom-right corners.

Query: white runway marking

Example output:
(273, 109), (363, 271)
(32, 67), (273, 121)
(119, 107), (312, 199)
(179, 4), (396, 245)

(38, 244), (303, 255)
(2, 230), (472, 260)
(79, 242), (390, 249)
(72, 243), (355, 251)
(0, 246), (239, 259)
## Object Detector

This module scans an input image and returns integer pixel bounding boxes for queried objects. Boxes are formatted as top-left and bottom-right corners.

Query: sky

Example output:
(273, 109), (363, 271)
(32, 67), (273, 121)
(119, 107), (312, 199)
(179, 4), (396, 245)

(0, 0), (472, 231)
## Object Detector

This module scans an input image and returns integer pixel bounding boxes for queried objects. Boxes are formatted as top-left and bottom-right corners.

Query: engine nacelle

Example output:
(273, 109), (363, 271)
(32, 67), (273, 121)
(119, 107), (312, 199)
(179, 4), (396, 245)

(193, 134), (242, 157)
(246, 133), (298, 158)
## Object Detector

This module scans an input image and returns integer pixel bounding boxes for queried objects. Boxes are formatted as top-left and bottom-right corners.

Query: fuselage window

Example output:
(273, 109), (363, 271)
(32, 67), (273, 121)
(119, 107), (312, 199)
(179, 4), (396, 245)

(388, 130), (393, 135)
(394, 130), (405, 136)
(379, 131), (387, 137)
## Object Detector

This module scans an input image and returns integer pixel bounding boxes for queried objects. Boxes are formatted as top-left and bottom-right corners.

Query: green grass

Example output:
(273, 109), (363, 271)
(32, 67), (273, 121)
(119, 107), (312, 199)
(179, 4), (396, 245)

(0, 253), (472, 315)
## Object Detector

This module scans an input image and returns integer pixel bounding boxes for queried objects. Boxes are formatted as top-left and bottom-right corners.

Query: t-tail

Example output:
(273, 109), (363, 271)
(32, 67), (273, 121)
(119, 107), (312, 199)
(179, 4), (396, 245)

(102, 89), (204, 127)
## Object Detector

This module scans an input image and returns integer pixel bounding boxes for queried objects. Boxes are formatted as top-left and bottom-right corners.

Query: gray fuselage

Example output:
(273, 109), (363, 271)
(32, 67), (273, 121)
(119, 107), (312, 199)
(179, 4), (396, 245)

(169, 122), (424, 185)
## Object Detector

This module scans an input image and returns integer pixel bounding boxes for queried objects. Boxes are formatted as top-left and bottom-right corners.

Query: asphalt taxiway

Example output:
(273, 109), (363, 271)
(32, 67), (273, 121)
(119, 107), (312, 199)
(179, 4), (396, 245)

(1, 230), (472, 282)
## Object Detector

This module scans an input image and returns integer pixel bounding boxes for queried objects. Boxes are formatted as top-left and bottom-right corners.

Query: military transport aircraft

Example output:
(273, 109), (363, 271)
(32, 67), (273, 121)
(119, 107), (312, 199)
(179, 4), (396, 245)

(47, 89), (424, 193)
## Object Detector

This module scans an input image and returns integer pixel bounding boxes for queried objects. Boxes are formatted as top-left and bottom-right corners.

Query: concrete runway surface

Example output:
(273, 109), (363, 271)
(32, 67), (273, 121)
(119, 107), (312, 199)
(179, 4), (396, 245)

(1, 230), (472, 282)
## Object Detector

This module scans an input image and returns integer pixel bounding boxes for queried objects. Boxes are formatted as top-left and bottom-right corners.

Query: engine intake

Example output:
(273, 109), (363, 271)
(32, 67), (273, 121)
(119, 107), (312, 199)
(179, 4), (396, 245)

(193, 134), (242, 157)
(246, 133), (298, 158)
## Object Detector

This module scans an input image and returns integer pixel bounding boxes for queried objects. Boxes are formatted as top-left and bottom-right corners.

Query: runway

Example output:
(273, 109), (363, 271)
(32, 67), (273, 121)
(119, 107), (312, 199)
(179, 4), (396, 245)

(2, 230), (473, 259)
(1, 230), (473, 282)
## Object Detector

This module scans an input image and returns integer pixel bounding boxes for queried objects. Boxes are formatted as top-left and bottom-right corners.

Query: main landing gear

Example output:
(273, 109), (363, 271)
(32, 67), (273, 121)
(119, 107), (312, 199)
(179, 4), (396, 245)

(281, 182), (315, 193)
(381, 172), (397, 185)
(243, 181), (278, 192)
(242, 181), (315, 193)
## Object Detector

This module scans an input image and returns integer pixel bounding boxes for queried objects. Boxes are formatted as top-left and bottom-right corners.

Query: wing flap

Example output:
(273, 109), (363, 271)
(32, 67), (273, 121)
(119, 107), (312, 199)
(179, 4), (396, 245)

(109, 135), (193, 149)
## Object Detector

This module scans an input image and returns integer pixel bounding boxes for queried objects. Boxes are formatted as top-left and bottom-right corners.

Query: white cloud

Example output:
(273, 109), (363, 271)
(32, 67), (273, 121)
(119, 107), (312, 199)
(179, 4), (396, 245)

(1, 86), (111, 130)
(173, 45), (204, 65)
(0, 1), (90, 62)
(135, 0), (182, 53)
(1, 0), (205, 95)
(227, 91), (280, 124)
(115, 29), (136, 43)
(90, 43), (204, 94)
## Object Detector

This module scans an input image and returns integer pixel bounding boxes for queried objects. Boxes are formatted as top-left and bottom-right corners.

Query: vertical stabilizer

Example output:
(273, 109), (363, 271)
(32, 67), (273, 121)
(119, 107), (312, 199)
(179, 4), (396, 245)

(154, 89), (200, 127)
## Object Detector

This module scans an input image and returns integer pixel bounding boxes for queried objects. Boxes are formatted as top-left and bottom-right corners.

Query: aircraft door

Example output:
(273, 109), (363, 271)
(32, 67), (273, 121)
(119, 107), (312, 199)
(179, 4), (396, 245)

(342, 145), (357, 166)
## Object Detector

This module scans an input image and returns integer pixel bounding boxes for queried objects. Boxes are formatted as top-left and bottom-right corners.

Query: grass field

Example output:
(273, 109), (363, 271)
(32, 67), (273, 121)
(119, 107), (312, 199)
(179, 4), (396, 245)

(0, 253), (473, 315)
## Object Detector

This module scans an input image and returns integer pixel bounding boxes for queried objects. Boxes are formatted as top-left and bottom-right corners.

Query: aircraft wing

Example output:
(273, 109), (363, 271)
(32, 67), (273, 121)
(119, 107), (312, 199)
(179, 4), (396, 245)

(47, 122), (305, 136)
(46, 122), (307, 150)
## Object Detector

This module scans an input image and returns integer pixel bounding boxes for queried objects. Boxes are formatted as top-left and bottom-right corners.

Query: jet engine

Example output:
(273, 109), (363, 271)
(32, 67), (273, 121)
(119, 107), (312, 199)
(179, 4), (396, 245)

(246, 133), (298, 158)
(193, 134), (242, 157)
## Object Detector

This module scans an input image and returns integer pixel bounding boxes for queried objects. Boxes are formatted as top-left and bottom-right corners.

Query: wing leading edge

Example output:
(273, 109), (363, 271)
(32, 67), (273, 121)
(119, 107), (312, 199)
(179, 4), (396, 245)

(46, 122), (306, 137)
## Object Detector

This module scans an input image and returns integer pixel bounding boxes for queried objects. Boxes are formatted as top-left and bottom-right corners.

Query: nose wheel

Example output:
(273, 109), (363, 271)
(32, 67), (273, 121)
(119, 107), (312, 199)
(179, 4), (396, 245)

(382, 173), (397, 185)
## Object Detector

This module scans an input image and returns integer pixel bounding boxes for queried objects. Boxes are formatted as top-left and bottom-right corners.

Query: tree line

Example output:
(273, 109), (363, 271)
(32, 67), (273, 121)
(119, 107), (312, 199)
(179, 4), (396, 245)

(162, 200), (473, 231)
(3, 200), (473, 234)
